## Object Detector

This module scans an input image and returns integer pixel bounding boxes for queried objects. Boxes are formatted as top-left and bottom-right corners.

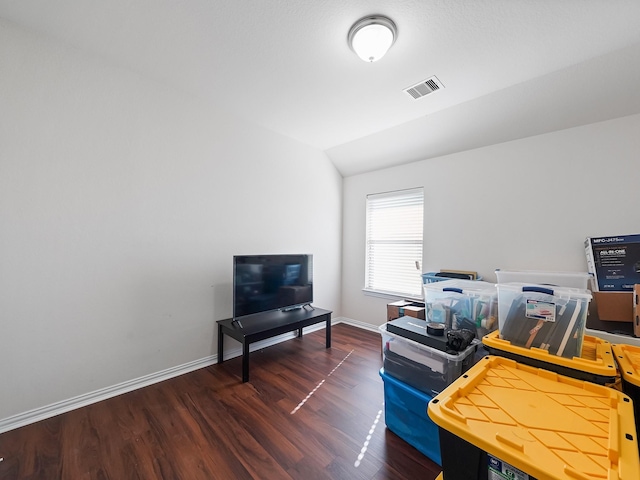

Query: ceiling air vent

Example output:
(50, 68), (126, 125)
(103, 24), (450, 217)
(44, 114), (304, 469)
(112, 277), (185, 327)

(404, 76), (444, 100)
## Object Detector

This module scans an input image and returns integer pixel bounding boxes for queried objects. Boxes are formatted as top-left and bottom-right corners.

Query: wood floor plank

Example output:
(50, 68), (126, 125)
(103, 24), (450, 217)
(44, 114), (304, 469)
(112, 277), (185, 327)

(0, 323), (442, 479)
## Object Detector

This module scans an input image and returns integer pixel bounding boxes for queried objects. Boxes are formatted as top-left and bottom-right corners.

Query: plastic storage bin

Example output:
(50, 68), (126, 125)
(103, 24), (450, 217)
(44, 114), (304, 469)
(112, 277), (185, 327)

(423, 272), (483, 283)
(495, 269), (592, 289)
(497, 283), (592, 359)
(612, 343), (640, 445)
(482, 330), (617, 385)
(428, 356), (639, 480)
(379, 323), (478, 396)
(423, 279), (498, 338)
(379, 368), (441, 465)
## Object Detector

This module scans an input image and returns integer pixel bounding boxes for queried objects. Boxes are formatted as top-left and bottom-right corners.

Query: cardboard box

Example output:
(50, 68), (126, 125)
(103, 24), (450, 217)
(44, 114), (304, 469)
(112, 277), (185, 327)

(593, 286), (640, 339)
(594, 291), (633, 322)
(585, 234), (640, 291)
(387, 300), (425, 321)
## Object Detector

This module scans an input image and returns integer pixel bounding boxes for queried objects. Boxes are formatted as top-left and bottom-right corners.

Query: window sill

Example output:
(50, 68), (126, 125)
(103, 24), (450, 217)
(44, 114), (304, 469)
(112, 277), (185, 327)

(362, 288), (422, 303)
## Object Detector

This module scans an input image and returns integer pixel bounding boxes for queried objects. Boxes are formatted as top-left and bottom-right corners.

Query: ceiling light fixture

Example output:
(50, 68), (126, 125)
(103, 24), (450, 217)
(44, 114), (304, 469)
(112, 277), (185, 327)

(348, 15), (397, 63)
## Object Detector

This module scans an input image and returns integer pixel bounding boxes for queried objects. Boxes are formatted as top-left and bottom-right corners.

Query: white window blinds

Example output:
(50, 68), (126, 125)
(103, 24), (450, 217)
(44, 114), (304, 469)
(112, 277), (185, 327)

(365, 188), (424, 298)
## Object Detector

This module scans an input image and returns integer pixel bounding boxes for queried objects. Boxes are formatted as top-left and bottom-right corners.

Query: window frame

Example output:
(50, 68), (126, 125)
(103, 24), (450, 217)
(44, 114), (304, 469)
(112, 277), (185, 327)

(363, 187), (424, 300)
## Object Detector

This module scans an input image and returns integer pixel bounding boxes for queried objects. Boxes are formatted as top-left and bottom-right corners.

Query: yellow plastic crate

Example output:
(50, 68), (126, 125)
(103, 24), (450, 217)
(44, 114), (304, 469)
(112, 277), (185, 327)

(613, 343), (640, 388)
(482, 330), (618, 385)
(428, 355), (639, 480)
(612, 343), (640, 446)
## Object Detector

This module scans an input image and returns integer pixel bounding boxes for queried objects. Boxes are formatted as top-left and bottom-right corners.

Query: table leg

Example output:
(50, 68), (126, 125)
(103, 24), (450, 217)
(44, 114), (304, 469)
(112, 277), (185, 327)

(217, 324), (224, 364)
(325, 314), (331, 348)
(298, 327), (303, 337)
(242, 341), (250, 382)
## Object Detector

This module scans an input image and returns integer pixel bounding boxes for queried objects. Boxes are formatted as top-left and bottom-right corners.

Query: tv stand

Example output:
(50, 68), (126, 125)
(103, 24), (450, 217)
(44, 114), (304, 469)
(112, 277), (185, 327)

(217, 307), (332, 382)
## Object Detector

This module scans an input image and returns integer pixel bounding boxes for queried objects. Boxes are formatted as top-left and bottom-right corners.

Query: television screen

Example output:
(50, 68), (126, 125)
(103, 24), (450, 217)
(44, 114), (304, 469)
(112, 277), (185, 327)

(233, 254), (313, 318)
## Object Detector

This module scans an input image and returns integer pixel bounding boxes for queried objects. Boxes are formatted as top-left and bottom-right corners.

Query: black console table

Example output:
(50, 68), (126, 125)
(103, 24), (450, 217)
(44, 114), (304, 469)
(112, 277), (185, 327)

(217, 307), (332, 382)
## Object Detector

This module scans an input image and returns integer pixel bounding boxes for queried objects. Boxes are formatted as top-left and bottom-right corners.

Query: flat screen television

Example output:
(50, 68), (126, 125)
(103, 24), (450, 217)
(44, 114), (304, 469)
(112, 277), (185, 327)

(233, 254), (313, 318)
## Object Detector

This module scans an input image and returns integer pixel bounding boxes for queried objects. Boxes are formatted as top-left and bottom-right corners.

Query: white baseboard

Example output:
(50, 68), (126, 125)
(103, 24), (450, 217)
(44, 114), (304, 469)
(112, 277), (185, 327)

(338, 317), (381, 334)
(0, 316), (367, 434)
(0, 352), (219, 435)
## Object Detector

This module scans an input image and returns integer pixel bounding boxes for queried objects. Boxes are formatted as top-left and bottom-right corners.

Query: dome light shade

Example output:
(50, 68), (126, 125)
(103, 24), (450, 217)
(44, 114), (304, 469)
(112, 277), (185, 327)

(348, 16), (397, 62)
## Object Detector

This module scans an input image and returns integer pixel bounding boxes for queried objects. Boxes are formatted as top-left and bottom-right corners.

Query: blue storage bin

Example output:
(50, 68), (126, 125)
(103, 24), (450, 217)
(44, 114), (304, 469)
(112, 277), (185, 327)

(379, 368), (441, 465)
(422, 272), (483, 283)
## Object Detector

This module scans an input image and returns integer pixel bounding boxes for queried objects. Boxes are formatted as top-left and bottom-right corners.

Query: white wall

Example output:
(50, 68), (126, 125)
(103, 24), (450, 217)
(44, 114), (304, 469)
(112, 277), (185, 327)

(0, 20), (342, 423)
(342, 114), (640, 326)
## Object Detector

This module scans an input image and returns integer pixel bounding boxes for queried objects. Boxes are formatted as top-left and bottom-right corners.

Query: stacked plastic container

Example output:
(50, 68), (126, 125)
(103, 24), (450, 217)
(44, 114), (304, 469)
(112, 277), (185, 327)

(377, 272), (494, 465)
(494, 269), (593, 289)
(495, 270), (593, 360)
(379, 322), (479, 466)
(482, 329), (618, 385)
(422, 272), (483, 284)
(488, 269), (616, 392)
(378, 369), (442, 465)
(379, 323), (478, 397)
(378, 275), (495, 466)
(422, 269), (640, 479)
(612, 343), (640, 445)
(427, 356), (639, 480)
(497, 283), (592, 359)
(423, 279), (498, 339)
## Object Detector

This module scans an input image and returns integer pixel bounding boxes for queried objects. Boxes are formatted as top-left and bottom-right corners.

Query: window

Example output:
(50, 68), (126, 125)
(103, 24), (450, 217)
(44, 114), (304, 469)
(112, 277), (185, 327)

(365, 187), (424, 298)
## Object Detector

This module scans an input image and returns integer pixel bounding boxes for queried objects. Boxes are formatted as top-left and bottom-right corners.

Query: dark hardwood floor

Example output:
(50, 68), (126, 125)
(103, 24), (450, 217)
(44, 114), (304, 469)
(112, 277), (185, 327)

(0, 323), (442, 479)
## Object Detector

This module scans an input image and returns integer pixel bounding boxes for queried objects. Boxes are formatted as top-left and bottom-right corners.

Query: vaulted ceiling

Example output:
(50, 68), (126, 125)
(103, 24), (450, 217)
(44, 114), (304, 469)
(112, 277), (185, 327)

(2, 0), (640, 176)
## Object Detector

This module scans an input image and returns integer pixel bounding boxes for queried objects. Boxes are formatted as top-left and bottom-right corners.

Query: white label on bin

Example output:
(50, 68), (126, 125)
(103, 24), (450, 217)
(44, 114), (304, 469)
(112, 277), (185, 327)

(525, 300), (555, 322)
(488, 455), (529, 480)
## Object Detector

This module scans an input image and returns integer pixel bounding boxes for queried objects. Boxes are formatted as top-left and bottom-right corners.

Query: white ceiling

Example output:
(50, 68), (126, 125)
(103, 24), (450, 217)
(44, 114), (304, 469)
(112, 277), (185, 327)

(2, 0), (640, 176)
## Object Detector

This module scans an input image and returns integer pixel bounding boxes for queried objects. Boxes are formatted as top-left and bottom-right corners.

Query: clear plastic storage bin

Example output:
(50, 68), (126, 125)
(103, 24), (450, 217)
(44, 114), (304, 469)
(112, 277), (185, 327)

(495, 269), (592, 289)
(497, 283), (592, 359)
(423, 279), (497, 339)
(379, 323), (478, 396)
